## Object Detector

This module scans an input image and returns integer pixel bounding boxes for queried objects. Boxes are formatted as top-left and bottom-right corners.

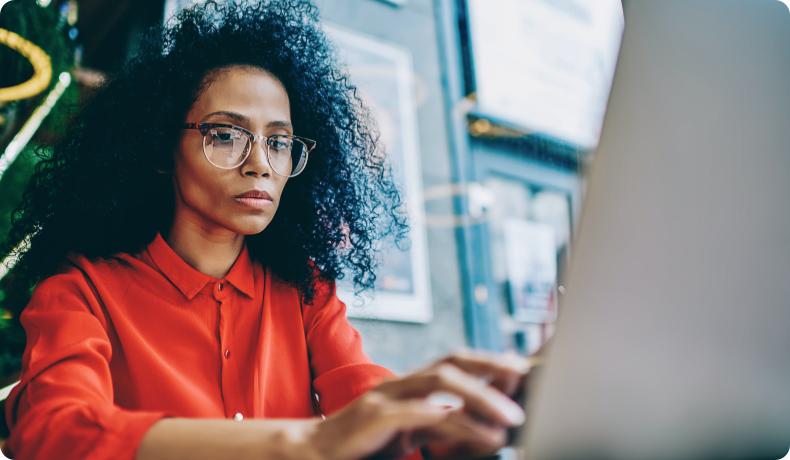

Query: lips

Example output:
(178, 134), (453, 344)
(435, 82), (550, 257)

(234, 190), (273, 209)
(235, 190), (272, 200)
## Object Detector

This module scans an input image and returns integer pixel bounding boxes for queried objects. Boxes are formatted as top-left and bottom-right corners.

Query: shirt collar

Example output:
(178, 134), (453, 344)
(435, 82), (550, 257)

(223, 242), (255, 298)
(146, 233), (256, 300)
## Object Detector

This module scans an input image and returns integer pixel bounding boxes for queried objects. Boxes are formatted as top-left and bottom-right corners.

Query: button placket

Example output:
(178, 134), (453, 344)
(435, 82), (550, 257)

(217, 285), (234, 419)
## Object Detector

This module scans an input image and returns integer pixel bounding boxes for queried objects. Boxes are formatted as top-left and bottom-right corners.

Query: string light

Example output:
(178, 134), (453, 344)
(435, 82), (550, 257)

(67, 0), (78, 26)
(0, 73), (70, 279)
(0, 72), (71, 181)
(0, 28), (52, 102)
(0, 234), (31, 281)
(0, 2), (55, 400)
(0, 381), (19, 402)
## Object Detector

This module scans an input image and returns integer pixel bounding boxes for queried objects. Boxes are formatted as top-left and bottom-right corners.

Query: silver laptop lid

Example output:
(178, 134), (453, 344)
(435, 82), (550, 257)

(522, 1), (790, 459)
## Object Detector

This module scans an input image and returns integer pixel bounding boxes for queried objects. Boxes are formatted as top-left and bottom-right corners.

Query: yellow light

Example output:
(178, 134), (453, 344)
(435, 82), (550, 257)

(0, 28), (52, 102)
(469, 118), (492, 136)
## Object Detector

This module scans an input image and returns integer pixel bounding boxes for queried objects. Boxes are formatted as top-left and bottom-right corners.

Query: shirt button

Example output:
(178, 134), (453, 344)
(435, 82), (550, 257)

(224, 350), (230, 359)
(217, 283), (223, 291)
(234, 413), (243, 421)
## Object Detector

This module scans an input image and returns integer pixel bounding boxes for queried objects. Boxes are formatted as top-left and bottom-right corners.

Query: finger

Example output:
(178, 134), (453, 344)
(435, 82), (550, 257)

(379, 399), (451, 432)
(353, 401), (449, 454)
(412, 410), (507, 451)
(443, 349), (532, 396)
(379, 363), (525, 426)
(324, 398), (449, 460)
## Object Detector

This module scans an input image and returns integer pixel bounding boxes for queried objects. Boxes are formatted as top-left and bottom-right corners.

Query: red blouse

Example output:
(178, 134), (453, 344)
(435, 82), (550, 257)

(4, 234), (396, 459)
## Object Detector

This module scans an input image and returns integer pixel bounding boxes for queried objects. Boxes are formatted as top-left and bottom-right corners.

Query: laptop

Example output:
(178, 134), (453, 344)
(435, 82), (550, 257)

(516, 1), (790, 459)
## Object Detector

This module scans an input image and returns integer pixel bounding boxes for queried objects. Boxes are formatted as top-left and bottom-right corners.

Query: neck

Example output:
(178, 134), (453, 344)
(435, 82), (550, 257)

(165, 219), (244, 279)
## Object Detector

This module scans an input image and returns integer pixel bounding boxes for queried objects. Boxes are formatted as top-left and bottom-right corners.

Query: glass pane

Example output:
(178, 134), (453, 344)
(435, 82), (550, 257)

(485, 173), (571, 356)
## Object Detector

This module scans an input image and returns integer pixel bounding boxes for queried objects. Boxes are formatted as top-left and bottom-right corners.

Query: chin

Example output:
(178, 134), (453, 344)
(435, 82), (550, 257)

(226, 217), (272, 236)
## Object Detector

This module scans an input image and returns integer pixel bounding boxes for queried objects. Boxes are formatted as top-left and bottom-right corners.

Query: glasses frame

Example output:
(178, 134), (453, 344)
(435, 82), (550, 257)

(182, 122), (317, 177)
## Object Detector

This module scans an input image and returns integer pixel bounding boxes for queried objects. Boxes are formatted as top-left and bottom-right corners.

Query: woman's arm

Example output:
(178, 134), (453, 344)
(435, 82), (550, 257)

(135, 402), (439, 460)
(137, 350), (527, 460)
(4, 269), (171, 460)
(299, 279), (398, 417)
(135, 418), (321, 460)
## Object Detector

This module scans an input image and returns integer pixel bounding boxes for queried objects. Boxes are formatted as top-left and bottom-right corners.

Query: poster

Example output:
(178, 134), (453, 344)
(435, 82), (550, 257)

(502, 218), (557, 323)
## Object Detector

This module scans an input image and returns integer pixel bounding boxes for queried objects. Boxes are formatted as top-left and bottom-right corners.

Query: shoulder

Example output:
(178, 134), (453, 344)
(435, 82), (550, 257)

(310, 275), (338, 306)
(267, 266), (338, 305)
(29, 252), (141, 312)
(300, 276), (349, 329)
(267, 269), (344, 325)
(68, 250), (143, 273)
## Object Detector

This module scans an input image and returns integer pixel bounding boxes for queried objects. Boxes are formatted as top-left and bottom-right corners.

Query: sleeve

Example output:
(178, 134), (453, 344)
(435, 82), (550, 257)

(3, 267), (168, 460)
(301, 280), (424, 460)
(301, 279), (396, 417)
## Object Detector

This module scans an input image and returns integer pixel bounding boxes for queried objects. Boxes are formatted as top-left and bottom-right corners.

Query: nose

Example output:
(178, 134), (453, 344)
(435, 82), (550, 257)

(240, 137), (271, 177)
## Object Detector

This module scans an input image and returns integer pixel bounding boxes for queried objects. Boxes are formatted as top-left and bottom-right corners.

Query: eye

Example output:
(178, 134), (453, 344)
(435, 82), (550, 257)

(270, 138), (291, 150)
(210, 128), (243, 141)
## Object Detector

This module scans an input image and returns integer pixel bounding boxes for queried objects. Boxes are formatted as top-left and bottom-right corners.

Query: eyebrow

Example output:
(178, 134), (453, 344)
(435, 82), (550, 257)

(202, 111), (293, 130)
(266, 120), (294, 130)
(203, 111), (249, 123)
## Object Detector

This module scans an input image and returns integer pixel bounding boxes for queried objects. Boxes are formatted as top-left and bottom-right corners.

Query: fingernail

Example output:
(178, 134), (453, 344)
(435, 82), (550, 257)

(425, 391), (463, 409)
(501, 353), (532, 373)
(497, 397), (525, 425)
(514, 357), (531, 373)
(478, 374), (494, 385)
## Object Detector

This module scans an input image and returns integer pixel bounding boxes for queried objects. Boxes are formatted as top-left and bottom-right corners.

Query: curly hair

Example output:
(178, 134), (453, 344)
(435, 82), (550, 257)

(2, 0), (408, 307)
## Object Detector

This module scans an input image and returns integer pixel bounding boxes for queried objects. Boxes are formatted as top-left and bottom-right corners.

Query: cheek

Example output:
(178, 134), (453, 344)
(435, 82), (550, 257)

(174, 147), (227, 208)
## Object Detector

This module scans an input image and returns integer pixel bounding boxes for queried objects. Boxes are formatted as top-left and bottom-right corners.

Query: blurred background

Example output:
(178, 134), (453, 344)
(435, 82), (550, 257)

(0, 0), (623, 439)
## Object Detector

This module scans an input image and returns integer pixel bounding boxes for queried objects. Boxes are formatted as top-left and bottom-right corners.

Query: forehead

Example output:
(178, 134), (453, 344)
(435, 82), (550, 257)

(190, 66), (291, 121)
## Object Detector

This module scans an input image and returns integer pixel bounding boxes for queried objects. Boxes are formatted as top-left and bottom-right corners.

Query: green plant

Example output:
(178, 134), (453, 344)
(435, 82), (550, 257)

(0, 0), (77, 381)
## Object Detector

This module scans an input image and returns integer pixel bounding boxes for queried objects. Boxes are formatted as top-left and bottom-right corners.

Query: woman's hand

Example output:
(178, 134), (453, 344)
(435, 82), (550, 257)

(307, 349), (530, 460)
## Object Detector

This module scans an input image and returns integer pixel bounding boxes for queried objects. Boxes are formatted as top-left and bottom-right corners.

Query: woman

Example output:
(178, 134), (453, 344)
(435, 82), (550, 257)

(2, 1), (527, 459)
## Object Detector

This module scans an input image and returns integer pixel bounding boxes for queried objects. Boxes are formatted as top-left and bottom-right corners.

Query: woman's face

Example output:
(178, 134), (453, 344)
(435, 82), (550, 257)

(173, 66), (292, 236)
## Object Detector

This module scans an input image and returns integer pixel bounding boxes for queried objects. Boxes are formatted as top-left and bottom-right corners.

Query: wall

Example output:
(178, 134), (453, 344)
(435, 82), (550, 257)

(315, 0), (468, 374)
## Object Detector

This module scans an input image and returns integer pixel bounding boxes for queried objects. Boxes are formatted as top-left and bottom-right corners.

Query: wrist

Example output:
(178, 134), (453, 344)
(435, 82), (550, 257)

(282, 418), (325, 460)
(249, 418), (324, 460)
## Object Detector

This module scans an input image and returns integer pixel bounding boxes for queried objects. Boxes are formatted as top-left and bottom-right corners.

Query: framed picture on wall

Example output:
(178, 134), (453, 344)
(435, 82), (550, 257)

(324, 24), (433, 324)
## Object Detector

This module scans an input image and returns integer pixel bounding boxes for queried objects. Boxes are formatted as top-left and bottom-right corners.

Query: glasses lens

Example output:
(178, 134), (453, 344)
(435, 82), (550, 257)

(267, 136), (309, 177)
(204, 127), (249, 168)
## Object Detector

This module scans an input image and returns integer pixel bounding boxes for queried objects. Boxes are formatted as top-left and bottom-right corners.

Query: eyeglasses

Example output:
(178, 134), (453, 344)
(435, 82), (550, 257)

(182, 123), (317, 177)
